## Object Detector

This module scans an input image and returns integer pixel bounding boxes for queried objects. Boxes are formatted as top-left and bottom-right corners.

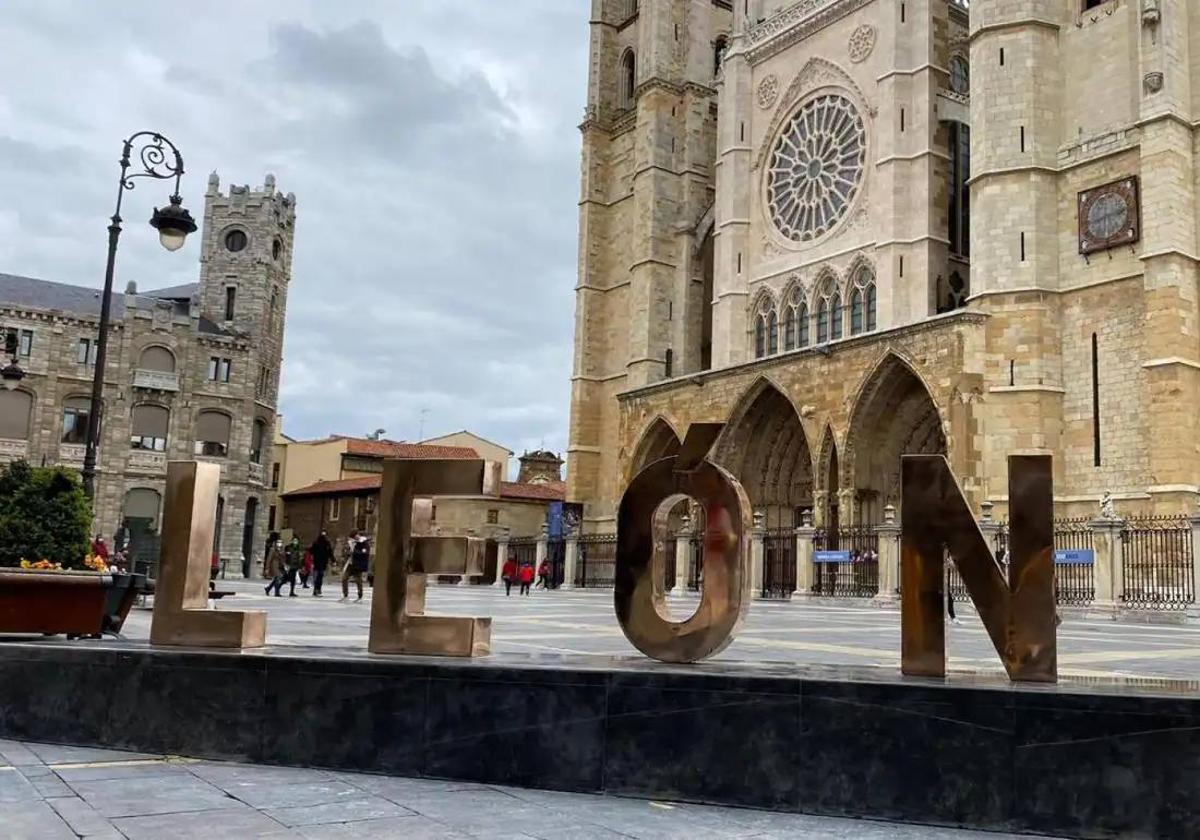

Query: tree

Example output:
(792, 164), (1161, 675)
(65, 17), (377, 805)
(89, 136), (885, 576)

(0, 460), (92, 568)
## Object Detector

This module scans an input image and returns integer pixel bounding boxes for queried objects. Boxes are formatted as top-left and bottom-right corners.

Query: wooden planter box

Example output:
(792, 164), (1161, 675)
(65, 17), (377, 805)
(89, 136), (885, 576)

(0, 569), (145, 637)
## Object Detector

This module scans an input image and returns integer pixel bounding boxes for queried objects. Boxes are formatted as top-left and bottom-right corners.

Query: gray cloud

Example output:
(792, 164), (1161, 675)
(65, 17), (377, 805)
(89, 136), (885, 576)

(0, 2), (587, 464)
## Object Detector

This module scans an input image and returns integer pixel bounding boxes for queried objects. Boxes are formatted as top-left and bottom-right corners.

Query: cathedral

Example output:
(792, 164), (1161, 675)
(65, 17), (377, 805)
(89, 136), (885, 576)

(567, 0), (1199, 533)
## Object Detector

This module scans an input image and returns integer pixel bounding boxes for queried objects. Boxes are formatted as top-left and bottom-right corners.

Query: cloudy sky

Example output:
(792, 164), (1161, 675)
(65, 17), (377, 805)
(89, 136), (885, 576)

(0, 2), (588, 465)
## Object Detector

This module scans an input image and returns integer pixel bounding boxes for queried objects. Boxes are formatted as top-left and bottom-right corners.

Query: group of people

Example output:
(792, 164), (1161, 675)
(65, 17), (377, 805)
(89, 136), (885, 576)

(263, 530), (372, 602)
(500, 558), (554, 596)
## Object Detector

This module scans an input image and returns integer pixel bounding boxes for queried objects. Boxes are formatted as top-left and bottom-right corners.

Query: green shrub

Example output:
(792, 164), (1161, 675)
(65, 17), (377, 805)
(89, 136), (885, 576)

(0, 460), (92, 569)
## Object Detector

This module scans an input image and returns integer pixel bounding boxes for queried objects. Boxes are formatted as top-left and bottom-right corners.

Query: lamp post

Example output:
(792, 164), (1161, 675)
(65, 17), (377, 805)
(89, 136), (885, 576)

(81, 132), (197, 500)
(1, 329), (25, 391)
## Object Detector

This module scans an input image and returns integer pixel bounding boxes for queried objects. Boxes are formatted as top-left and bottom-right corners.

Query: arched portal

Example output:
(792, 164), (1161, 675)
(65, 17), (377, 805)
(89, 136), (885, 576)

(631, 417), (681, 476)
(846, 354), (947, 523)
(716, 380), (813, 529)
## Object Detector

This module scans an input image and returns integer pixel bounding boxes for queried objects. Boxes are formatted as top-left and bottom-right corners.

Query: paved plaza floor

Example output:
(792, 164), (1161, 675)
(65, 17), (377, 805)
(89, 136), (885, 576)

(0, 739), (1060, 839)
(118, 578), (1200, 681)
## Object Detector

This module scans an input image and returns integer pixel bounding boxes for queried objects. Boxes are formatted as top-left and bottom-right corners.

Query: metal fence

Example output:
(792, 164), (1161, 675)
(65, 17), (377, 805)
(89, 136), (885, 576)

(1121, 516), (1194, 610)
(812, 526), (879, 598)
(761, 527), (795, 598)
(508, 536), (537, 570)
(687, 532), (704, 591)
(576, 534), (617, 589)
(546, 536), (565, 588)
(950, 518), (1096, 605)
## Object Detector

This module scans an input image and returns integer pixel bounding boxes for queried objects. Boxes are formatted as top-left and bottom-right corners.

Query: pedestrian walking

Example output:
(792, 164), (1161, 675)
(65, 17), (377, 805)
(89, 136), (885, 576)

(501, 556), (517, 596)
(91, 535), (110, 562)
(309, 531), (334, 597)
(279, 536), (303, 597)
(341, 532), (370, 602)
(536, 559), (550, 589)
(264, 537), (286, 597)
(518, 561), (534, 596)
(263, 531), (280, 580)
(299, 549), (313, 589)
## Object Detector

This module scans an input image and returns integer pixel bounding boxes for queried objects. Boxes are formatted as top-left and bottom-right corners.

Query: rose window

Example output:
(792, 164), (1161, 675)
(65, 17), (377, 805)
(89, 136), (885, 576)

(766, 94), (866, 242)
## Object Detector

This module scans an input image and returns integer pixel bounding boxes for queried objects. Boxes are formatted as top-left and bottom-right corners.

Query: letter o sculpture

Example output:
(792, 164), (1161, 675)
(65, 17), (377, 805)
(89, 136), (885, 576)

(615, 448), (752, 663)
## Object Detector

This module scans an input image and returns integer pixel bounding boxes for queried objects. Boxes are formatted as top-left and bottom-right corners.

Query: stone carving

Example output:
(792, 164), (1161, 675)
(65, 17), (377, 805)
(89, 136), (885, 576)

(1144, 72), (1164, 94)
(847, 25), (876, 63)
(1100, 491), (1117, 519)
(1142, 0), (1161, 26)
(757, 74), (780, 110)
(747, 0), (873, 64)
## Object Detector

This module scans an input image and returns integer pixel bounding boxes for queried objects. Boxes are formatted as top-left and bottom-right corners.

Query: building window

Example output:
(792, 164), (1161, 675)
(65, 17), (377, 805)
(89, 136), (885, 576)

(271, 462), (280, 489)
(816, 300), (830, 344)
(798, 303), (810, 347)
(784, 306), (796, 351)
(866, 283), (877, 331)
(224, 287), (236, 322)
(754, 315), (766, 358)
(830, 292), (843, 340)
(767, 311), (779, 354)
(272, 238), (283, 261)
(268, 504), (277, 531)
(61, 397), (92, 444)
(17, 330), (32, 358)
(949, 55), (970, 95)
(487, 509), (500, 524)
(431, 504), (437, 522)
(948, 123), (971, 257)
(849, 267), (877, 336)
(329, 498), (340, 521)
(1083, 0), (1105, 9)
(621, 49), (636, 108)
(77, 338), (97, 366)
(714, 36), (728, 76)
(250, 419), (267, 464)
(208, 357), (231, 382)
(0, 389), (33, 441)
(130, 404), (169, 451)
(138, 346), (175, 372)
(194, 410), (231, 458)
(224, 229), (247, 253)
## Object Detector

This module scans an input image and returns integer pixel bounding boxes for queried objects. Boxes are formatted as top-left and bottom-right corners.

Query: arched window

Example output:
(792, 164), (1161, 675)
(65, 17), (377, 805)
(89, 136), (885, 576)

(850, 288), (864, 335)
(867, 282), (877, 331)
(754, 315), (766, 359)
(849, 265), (875, 336)
(0, 390), (32, 441)
(195, 410), (232, 458)
(621, 49), (637, 108)
(123, 488), (162, 529)
(62, 396), (93, 444)
(816, 300), (829, 344)
(767, 311), (779, 354)
(250, 418), (267, 464)
(830, 292), (843, 340)
(949, 55), (970, 95)
(784, 306), (796, 351)
(137, 346), (175, 373)
(131, 405), (169, 451)
(714, 36), (728, 76)
(798, 303), (810, 347)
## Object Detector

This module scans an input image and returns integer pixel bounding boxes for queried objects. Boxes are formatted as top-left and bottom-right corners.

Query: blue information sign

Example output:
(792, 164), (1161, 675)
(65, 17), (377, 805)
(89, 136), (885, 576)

(814, 550), (852, 564)
(1054, 549), (1094, 566)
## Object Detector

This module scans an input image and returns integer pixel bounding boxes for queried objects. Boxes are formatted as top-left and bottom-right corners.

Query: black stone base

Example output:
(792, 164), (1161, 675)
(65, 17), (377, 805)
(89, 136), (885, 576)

(1, 641), (1197, 839)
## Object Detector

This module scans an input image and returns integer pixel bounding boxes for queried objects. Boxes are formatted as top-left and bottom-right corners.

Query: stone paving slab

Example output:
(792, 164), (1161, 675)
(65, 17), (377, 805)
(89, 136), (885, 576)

(0, 739), (1061, 839)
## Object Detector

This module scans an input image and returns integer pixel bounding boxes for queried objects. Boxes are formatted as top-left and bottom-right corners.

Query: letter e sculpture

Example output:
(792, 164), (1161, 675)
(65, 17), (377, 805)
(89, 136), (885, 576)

(369, 458), (491, 656)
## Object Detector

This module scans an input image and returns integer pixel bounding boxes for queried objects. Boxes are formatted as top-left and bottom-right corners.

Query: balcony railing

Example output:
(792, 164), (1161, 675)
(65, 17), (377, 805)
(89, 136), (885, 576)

(133, 369), (180, 392)
(127, 450), (167, 474)
(248, 462), (266, 485)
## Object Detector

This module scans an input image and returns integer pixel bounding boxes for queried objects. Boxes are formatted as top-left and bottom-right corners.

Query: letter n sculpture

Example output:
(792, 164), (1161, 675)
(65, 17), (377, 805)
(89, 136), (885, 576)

(615, 423), (752, 663)
(150, 462), (266, 648)
(368, 458), (491, 656)
(901, 454), (1057, 682)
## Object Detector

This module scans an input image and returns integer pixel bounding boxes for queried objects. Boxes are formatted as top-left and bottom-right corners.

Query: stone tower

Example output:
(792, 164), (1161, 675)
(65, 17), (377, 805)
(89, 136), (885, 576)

(198, 172), (295, 411)
(517, 450), (564, 485)
(569, 0), (734, 529)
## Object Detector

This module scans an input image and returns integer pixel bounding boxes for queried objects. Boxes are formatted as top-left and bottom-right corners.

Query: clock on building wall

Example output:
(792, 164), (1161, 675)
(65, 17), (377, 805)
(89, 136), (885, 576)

(1078, 176), (1140, 255)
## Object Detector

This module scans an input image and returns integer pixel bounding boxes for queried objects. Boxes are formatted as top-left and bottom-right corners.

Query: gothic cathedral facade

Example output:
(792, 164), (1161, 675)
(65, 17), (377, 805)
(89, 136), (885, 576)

(568, 0), (1199, 532)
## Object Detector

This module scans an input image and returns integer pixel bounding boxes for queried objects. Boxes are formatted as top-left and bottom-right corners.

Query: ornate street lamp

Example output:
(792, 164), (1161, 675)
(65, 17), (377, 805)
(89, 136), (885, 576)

(1, 329), (25, 391)
(81, 132), (197, 499)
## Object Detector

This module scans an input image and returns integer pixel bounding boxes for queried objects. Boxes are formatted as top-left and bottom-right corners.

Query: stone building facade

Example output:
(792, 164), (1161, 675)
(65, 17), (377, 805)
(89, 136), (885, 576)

(0, 173), (294, 569)
(568, 0), (1200, 532)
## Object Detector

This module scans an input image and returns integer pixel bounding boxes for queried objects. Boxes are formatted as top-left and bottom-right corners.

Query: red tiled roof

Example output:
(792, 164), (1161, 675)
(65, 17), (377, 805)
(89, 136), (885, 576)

(282, 476), (382, 498)
(341, 437), (477, 459)
(499, 481), (566, 502)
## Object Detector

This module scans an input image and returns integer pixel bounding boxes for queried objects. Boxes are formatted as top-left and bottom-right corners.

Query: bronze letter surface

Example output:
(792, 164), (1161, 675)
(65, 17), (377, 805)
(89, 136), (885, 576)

(901, 454), (1056, 682)
(615, 423), (752, 663)
(368, 458), (491, 656)
(150, 461), (266, 648)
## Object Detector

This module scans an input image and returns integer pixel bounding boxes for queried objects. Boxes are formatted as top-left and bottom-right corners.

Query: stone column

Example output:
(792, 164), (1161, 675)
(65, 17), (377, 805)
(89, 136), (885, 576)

(812, 491), (828, 529)
(750, 510), (766, 598)
(837, 489), (857, 526)
(493, 528), (511, 587)
(978, 500), (1002, 557)
(458, 529), (478, 586)
(794, 508), (815, 597)
(1090, 517), (1125, 614)
(874, 504), (901, 604)
(535, 522), (548, 579)
(562, 529), (579, 591)
(673, 514), (692, 595)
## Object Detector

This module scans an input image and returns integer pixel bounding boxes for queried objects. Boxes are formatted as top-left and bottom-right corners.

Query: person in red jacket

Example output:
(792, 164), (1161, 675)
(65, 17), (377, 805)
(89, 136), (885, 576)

(518, 562), (535, 596)
(501, 557), (518, 597)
